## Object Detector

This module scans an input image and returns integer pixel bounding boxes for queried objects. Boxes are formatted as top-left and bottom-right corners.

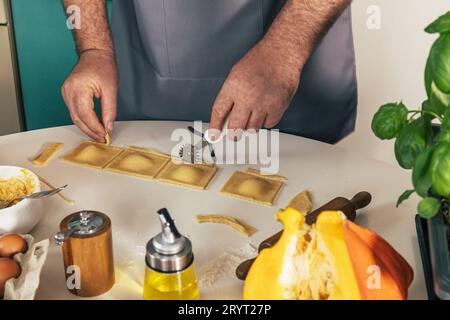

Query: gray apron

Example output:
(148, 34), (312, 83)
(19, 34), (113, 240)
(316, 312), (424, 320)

(111, 0), (357, 144)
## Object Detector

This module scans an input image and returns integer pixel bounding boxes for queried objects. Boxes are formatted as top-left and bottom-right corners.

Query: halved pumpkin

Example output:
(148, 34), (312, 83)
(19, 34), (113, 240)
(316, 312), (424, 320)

(243, 208), (413, 300)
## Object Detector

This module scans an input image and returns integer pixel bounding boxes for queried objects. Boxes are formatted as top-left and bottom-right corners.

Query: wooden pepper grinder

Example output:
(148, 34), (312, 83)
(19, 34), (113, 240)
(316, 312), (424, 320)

(54, 211), (115, 297)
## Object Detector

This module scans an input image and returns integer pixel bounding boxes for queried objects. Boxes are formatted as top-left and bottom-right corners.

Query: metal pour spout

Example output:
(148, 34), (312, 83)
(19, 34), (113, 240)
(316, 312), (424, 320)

(158, 208), (181, 244)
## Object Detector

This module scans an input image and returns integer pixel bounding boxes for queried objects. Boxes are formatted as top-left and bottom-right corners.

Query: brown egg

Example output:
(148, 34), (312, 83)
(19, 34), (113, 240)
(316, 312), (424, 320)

(0, 234), (27, 258)
(0, 258), (21, 298)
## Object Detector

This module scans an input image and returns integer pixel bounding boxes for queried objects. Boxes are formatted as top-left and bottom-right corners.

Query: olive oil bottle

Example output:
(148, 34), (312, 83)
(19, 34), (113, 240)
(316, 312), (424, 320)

(143, 208), (199, 300)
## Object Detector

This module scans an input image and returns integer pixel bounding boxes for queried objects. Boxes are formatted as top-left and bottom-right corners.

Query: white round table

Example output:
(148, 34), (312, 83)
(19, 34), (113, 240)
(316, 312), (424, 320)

(0, 121), (426, 300)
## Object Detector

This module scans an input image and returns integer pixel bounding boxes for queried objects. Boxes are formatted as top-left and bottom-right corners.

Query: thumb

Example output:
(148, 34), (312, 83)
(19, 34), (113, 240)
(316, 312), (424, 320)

(101, 88), (117, 133)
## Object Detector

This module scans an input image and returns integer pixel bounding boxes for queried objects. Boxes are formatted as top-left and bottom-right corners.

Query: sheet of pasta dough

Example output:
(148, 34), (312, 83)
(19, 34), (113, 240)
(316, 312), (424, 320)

(104, 147), (170, 179)
(157, 161), (218, 190)
(31, 143), (64, 167)
(219, 168), (285, 206)
(60, 141), (124, 170)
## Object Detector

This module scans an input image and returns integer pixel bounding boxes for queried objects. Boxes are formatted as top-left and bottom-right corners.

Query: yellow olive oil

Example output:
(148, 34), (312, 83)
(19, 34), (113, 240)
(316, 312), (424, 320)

(143, 264), (199, 300)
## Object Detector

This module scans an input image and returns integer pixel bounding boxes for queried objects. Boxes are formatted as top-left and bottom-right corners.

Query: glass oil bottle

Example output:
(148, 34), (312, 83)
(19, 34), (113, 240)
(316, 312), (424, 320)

(143, 208), (199, 300)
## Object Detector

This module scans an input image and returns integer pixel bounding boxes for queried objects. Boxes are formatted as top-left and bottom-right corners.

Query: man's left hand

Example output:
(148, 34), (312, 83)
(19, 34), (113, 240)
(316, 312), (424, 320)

(208, 39), (301, 140)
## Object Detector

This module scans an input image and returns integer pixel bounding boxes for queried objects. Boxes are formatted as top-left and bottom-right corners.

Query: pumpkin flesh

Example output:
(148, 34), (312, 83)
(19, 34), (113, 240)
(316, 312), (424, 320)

(243, 209), (413, 300)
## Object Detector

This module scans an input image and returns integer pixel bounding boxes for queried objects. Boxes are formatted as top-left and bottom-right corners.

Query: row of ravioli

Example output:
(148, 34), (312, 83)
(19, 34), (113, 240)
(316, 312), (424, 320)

(57, 141), (285, 206)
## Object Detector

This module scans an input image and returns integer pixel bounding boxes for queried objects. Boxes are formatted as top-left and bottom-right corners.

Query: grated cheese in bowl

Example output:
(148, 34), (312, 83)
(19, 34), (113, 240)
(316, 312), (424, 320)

(0, 169), (36, 208)
(0, 166), (42, 234)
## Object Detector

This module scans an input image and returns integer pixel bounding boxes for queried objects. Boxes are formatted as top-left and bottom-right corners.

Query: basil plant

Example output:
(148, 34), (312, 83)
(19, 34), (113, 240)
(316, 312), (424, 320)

(371, 12), (450, 219)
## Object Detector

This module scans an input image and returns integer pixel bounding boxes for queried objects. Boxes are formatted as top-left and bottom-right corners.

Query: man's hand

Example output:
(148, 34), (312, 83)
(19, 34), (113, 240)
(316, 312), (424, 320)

(209, 40), (300, 138)
(208, 0), (352, 139)
(62, 0), (115, 142)
(62, 49), (118, 142)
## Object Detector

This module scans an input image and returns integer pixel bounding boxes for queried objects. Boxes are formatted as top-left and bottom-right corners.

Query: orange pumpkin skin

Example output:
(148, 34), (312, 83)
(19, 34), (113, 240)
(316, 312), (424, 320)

(344, 221), (414, 300)
(243, 209), (414, 300)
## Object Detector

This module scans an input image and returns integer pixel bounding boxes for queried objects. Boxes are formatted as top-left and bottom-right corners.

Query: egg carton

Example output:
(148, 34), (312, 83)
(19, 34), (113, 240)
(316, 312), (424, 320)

(4, 234), (49, 300)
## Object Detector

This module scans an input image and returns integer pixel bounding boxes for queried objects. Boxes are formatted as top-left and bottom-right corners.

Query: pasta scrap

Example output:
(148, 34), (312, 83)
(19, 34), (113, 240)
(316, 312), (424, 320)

(31, 143), (64, 167)
(196, 214), (257, 237)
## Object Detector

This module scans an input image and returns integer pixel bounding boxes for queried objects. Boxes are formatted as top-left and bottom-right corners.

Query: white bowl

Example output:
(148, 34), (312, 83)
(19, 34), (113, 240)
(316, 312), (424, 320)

(0, 166), (43, 234)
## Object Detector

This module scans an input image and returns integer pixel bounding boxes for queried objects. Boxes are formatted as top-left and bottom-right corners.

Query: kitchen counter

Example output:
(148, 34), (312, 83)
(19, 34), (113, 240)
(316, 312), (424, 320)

(0, 121), (426, 299)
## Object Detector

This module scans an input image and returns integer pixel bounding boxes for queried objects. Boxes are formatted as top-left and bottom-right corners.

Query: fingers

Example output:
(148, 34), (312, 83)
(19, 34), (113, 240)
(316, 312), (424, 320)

(227, 107), (251, 140)
(246, 112), (267, 132)
(72, 114), (102, 141)
(264, 112), (283, 129)
(101, 87), (117, 133)
(208, 88), (234, 141)
(209, 89), (233, 130)
(62, 90), (99, 141)
(62, 83), (106, 142)
(74, 94), (106, 141)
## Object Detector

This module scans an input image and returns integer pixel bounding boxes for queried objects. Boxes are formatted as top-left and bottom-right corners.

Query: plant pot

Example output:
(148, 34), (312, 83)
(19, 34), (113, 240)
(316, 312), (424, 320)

(416, 210), (450, 300)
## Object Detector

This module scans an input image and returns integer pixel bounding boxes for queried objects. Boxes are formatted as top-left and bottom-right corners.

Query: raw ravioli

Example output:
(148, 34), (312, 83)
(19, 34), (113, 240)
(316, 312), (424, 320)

(157, 161), (217, 190)
(60, 141), (124, 170)
(104, 147), (170, 179)
(220, 169), (285, 206)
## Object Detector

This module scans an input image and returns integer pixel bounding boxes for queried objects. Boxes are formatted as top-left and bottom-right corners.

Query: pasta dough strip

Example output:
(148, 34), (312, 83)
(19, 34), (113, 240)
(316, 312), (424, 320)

(31, 143), (64, 167)
(196, 214), (257, 237)
(38, 175), (75, 205)
(105, 132), (111, 146)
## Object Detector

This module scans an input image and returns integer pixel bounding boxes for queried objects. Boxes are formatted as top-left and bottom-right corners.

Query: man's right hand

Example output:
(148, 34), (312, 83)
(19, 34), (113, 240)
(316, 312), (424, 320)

(62, 49), (118, 143)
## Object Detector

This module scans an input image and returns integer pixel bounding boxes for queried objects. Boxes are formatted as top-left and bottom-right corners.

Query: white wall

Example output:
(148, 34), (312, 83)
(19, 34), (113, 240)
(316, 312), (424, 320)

(338, 0), (449, 165)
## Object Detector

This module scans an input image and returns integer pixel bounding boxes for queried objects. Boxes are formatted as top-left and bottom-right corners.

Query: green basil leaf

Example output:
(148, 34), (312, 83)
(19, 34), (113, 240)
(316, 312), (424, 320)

(372, 102), (408, 140)
(395, 118), (433, 169)
(428, 34), (450, 94)
(425, 57), (433, 98)
(431, 141), (450, 197)
(396, 190), (415, 207)
(417, 197), (441, 219)
(430, 82), (450, 113)
(437, 108), (450, 143)
(425, 11), (450, 34)
(413, 147), (434, 197)
(421, 100), (441, 121)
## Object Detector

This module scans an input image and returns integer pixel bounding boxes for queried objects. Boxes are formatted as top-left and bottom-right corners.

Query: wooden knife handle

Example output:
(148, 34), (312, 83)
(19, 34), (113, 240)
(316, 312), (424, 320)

(235, 191), (372, 281)
(235, 258), (256, 281)
(350, 191), (372, 210)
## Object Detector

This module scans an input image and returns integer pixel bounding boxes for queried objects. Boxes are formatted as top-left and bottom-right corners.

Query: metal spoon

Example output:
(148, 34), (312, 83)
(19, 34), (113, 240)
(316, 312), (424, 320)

(0, 185), (68, 209)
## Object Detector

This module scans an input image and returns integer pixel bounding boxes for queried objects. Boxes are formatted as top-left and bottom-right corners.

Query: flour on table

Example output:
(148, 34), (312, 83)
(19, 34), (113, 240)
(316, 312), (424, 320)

(198, 242), (258, 288)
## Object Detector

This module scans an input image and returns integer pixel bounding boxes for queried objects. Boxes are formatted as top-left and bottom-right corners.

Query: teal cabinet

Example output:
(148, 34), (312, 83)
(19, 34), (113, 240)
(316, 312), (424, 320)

(11, 0), (111, 130)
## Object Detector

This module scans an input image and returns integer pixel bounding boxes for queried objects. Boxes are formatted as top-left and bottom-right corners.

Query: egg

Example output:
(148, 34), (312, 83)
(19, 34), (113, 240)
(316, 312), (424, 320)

(0, 234), (27, 258)
(0, 258), (21, 298)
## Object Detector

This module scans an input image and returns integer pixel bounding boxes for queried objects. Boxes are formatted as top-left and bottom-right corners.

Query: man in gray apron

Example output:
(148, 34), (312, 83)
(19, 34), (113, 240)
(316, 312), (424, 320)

(62, 0), (356, 144)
